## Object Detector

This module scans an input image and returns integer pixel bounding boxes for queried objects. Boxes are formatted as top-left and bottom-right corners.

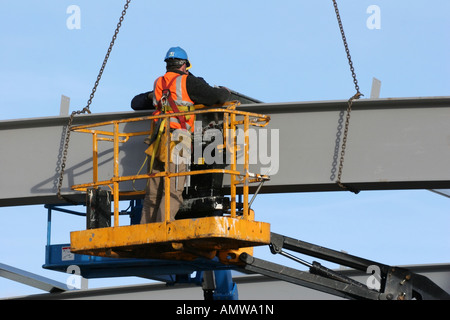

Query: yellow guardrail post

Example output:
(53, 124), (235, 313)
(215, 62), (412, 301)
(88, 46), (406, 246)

(113, 122), (120, 227)
(164, 114), (171, 223)
(229, 112), (236, 218)
(243, 114), (250, 220)
(93, 133), (98, 184)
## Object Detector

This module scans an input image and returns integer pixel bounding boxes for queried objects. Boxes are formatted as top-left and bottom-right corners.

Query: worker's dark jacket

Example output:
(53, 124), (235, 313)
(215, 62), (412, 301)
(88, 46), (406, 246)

(131, 70), (230, 110)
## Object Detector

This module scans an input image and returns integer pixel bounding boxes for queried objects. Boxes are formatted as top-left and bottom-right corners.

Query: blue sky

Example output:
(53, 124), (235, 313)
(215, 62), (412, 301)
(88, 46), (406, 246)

(0, 1), (449, 298)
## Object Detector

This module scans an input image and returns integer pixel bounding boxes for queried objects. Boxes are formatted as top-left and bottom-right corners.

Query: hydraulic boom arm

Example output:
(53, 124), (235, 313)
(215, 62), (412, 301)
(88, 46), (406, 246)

(239, 233), (450, 300)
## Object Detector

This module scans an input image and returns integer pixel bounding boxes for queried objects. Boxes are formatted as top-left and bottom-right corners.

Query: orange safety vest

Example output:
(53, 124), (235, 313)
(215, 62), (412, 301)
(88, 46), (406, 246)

(152, 72), (195, 132)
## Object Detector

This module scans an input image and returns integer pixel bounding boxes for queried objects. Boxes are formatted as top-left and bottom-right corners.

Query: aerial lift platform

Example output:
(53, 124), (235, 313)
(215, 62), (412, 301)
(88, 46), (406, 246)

(68, 102), (271, 264)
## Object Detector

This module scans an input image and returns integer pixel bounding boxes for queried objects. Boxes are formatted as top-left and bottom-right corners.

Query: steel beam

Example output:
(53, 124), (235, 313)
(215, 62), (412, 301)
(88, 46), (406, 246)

(1, 96), (449, 207)
(0, 263), (67, 293)
(10, 263), (450, 300)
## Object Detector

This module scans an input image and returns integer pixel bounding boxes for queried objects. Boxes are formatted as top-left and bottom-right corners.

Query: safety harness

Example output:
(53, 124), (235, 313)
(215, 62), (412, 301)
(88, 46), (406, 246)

(146, 74), (193, 174)
(158, 75), (189, 130)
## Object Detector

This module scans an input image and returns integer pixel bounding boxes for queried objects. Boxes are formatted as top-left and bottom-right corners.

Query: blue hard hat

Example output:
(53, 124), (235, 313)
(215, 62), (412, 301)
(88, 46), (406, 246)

(164, 47), (191, 69)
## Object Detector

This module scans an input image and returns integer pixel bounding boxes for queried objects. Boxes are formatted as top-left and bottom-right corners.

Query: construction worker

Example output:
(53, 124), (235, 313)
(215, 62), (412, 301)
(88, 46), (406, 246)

(131, 47), (231, 223)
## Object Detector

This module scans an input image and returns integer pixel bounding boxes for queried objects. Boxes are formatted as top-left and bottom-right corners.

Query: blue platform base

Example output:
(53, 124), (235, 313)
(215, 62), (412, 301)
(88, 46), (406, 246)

(43, 244), (236, 285)
(43, 203), (239, 298)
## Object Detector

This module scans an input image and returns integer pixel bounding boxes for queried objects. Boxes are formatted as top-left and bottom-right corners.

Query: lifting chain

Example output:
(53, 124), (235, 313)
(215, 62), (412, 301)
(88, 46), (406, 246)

(57, 0), (132, 202)
(332, 0), (362, 194)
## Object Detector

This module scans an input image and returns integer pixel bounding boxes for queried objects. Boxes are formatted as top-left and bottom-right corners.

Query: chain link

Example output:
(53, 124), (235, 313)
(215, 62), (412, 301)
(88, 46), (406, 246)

(332, 0), (362, 194)
(57, 0), (132, 201)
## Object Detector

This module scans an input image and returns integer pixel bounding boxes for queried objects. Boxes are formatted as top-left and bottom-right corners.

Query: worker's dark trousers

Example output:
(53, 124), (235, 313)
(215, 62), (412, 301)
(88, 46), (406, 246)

(140, 158), (186, 223)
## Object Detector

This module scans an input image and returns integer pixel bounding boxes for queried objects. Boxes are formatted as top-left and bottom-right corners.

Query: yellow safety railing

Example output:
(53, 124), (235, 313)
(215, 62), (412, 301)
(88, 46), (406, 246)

(70, 101), (270, 227)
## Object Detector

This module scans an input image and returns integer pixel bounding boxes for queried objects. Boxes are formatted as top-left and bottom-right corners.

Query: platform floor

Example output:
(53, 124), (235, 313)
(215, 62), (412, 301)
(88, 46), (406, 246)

(70, 217), (271, 261)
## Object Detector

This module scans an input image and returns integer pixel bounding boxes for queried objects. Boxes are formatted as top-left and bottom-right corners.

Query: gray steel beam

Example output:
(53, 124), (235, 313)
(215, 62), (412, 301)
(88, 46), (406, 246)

(0, 263), (67, 293)
(10, 263), (450, 300)
(1, 96), (450, 207)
